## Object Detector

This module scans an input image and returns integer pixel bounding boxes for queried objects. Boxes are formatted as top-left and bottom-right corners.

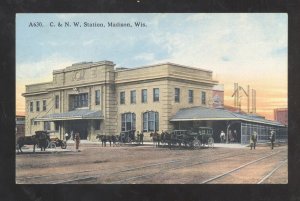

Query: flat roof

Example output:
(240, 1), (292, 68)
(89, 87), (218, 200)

(116, 62), (213, 73)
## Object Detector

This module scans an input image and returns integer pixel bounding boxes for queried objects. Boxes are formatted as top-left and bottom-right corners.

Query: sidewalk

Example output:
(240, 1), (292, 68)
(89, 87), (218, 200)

(214, 143), (248, 148)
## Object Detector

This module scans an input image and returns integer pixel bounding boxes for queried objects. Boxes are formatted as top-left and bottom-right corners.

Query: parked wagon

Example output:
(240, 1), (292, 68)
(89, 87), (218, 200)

(120, 130), (136, 143)
(194, 127), (214, 148)
(169, 130), (201, 149)
(47, 133), (67, 149)
(166, 127), (214, 149)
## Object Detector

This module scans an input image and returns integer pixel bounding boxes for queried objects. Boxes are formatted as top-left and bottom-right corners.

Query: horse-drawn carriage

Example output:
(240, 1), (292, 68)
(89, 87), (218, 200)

(120, 130), (143, 144)
(159, 127), (214, 149)
(47, 133), (67, 149)
(167, 130), (201, 149)
(194, 127), (214, 148)
(97, 130), (143, 147)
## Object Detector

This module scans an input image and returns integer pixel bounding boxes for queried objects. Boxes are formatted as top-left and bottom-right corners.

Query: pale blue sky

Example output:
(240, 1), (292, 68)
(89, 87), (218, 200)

(16, 13), (288, 119)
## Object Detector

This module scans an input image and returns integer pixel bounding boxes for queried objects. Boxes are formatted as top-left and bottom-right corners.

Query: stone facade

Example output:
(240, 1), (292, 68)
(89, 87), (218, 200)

(22, 61), (218, 141)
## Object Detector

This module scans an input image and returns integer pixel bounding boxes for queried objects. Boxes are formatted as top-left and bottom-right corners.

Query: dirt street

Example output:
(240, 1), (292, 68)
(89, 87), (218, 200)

(16, 144), (287, 184)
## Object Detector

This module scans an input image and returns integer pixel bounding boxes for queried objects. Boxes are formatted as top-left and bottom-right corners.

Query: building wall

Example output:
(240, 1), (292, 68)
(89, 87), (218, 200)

(23, 61), (218, 141)
(274, 108), (288, 126)
(16, 115), (25, 140)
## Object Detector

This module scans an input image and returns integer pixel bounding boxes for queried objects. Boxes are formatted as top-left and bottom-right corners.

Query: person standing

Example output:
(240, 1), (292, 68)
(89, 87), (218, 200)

(74, 132), (80, 152)
(220, 131), (225, 143)
(136, 131), (140, 143)
(140, 131), (144, 145)
(228, 130), (233, 143)
(250, 131), (258, 150)
(71, 130), (74, 140)
(233, 130), (238, 143)
(270, 130), (275, 149)
(65, 132), (69, 141)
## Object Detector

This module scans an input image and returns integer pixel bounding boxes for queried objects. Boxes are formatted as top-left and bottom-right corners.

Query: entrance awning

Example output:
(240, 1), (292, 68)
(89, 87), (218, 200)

(170, 106), (285, 127)
(34, 109), (104, 121)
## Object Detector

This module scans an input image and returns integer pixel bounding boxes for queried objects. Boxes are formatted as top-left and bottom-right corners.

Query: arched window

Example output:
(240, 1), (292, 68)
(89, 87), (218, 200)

(143, 111), (159, 132)
(121, 113), (136, 131)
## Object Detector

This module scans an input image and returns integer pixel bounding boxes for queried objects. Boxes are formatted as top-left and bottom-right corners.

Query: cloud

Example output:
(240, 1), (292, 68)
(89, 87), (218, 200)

(16, 54), (74, 83)
(133, 53), (155, 62)
(82, 39), (97, 46)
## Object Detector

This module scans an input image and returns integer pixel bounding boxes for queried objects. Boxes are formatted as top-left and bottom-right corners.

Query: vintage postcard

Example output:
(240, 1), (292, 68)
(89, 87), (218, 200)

(16, 13), (287, 184)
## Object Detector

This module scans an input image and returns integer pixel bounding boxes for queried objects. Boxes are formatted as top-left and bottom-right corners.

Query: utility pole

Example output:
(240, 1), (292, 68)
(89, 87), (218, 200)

(252, 89), (256, 114)
(232, 83), (249, 113)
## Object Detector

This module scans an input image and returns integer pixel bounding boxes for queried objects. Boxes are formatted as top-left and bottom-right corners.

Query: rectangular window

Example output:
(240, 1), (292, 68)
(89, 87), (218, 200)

(201, 91), (206, 105)
(44, 121), (50, 130)
(69, 93), (88, 110)
(175, 88), (180, 103)
(55, 95), (59, 109)
(121, 113), (136, 131)
(141, 89), (147, 103)
(43, 100), (46, 111)
(30, 102), (33, 112)
(189, 90), (194, 103)
(95, 120), (100, 130)
(95, 90), (100, 105)
(120, 91), (125, 104)
(153, 88), (159, 102)
(130, 90), (136, 104)
(143, 113), (148, 131)
(36, 101), (40, 112)
(143, 111), (159, 132)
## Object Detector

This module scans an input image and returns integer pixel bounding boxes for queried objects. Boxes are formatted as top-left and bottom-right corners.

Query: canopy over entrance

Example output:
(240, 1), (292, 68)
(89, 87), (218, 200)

(35, 109), (104, 121)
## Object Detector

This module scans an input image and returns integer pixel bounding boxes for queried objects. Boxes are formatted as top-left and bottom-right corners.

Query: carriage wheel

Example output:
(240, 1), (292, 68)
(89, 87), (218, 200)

(192, 139), (201, 150)
(208, 137), (214, 148)
(49, 142), (56, 149)
(61, 141), (67, 149)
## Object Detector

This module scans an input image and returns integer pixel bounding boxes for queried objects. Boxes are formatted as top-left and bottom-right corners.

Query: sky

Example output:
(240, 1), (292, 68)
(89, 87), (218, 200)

(16, 13), (287, 120)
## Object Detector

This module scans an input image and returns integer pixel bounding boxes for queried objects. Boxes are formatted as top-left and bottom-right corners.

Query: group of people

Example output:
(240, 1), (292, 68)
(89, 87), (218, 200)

(136, 131), (144, 144)
(250, 130), (275, 150)
(65, 130), (81, 152)
(220, 129), (276, 150)
(219, 130), (238, 143)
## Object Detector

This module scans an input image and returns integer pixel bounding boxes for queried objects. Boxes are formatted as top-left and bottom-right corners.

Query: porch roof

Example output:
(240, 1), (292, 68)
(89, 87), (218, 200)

(170, 106), (285, 127)
(34, 109), (104, 121)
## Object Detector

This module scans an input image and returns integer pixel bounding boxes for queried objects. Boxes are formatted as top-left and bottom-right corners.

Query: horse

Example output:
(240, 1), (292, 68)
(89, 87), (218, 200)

(161, 131), (172, 149)
(96, 135), (111, 147)
(16, 131), (49, 153)
(96, 135), (119, 147)
(150, 131), (160, 148)
(36, 131), (49, 151)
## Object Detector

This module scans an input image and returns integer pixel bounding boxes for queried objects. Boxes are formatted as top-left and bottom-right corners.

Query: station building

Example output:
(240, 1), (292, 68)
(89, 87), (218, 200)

(22, 61), (218, 141)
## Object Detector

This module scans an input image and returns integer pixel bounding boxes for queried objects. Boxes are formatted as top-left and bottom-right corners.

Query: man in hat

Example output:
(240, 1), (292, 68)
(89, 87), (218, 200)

(74, 132), (81, 152)
(250, 131), (258, 150)
(270, 130), (275, 149)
